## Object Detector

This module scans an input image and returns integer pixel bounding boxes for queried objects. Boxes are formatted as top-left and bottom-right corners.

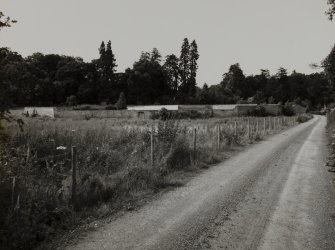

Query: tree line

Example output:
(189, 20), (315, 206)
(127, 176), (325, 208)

(0, 38), (202, 107)
(1, 38), (334, 110)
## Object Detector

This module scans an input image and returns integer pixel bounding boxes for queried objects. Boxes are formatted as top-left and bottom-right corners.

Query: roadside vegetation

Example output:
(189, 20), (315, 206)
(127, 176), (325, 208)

(0, 115), (300, 249)
(327, 109), (335, 173)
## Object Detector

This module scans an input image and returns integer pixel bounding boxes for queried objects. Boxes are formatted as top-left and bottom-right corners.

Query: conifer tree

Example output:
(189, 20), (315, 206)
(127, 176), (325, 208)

(179, 38), (190, 91)
(188, 40), (199, 97)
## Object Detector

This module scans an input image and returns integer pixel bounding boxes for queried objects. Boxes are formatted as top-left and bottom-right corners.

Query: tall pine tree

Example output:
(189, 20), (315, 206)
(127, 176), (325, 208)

(178, 38), (191, 103)
(96, 40), (117, 103)
(188, 40), (199, 97)
(179, 38), (190, 92)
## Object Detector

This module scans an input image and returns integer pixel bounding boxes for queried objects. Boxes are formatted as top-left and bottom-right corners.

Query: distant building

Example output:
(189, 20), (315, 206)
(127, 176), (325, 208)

(127, 105), (179, 111)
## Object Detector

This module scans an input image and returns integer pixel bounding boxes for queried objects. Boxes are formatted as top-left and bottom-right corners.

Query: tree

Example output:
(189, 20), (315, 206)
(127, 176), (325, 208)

(105, 40), (117, 77)
(164, 54), (180, 97)
(115, 92), (127, 110)
(178, 38), (191, 100)
(95, 40), (118, 103)
(66, 95), (78, 106)
(197, 83), (210, 104)
(275, 67), (290, 102)
(127, 49), (171, 104)
(323, 43), (335, 85)
(327, 0), (335, 20)
(151, 48), (162, 64)
(188, 40), (199, 97)
(221, 63), (245, 96)
(0, 11), (16, 30)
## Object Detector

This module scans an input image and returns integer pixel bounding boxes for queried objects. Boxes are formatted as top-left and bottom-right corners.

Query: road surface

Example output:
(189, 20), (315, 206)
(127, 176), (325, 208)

(65, 115), (335, 250)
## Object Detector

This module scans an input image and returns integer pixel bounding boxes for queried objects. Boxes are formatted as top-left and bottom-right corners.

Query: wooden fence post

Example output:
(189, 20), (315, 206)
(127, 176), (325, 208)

(263, 117), (266, 134)
(248, 118), (251, 138)
(256, 118), (259, 135)
(234, 121), (237, 136)
(217, 124), (220, 151)
(193, 127), (197, 163)
(71, 146), (77, 210)
(151, 126), (154, 167)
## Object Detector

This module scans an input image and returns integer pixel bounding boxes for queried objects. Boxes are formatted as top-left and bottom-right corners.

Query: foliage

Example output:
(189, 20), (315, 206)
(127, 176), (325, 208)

(115, 92), (127, 110)
(165, 137), (191, 170)
(323, 43), (335, 86)
(296, 114), (312, 123)
(158, 108), (171, 121)
(0, 11), (16, 30)
(247, 106), (268, 117)
(282, 102), (296, 116)
(0, 37), (333, 109)
(66, 95), (78, 106)
(0, 114), (297, 249)
(326, 0), (335, 20)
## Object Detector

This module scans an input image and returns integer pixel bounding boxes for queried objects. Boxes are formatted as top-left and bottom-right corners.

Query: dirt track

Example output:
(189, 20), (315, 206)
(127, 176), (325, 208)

(65, 115), (335, 250)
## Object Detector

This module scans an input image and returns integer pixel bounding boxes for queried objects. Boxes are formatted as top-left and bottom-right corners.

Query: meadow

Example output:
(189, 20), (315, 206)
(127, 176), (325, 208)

(0, 114), (298, 249)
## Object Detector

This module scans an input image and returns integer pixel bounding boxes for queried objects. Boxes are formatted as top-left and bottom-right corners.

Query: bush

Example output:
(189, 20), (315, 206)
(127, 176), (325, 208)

(105, 105), (117, 110)
(158, 108), (172, 121)
(297, 114), (312, 123)
(178, 110), (204, 119)
(282, 103), (296, 116)
(247, 106), (268, 117)
(66, 95), (78, 106)
(73, 105), (91, 110)
(165, 138), (191, 170)
(115, 92), (127, 110)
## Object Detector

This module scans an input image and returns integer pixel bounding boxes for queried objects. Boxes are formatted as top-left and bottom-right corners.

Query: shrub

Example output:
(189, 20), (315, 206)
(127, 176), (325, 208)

(115, 92), (127, 110)
(73, 105), (91, 110)
(282, 103), (296, 116)
(247, 106), (268, 117)
(150, 112), (160, 120)
(105, 105), (117, 110)
(165, 138), (191, 170)
(158, 108), (170, 121)
(221, 126), (241, 146)
(178, 110), (203, 119)
(66, 95), (78, 106)
(297, 114), (312, 123)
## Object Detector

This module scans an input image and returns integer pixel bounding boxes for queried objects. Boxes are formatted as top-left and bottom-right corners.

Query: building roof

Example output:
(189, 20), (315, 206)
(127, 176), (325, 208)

(127, 105), (179, 111)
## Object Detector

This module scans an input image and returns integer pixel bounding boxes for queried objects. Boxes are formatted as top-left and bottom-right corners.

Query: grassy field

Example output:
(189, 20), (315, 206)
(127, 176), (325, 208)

(0, 115), (298, 249)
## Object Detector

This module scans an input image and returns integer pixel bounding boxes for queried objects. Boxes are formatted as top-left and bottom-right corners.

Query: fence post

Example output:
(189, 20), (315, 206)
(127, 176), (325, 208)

(193, 127), (197, 163)
(263, 117), (266, 134)
(234, 121), (237, 136)
(71, 146), (77, 210)
(281, 117), (283, 129)
(256, 118), (259, 135)
(217, 124), (220, 151)
(248, 118), (251, 139)
(151, 126), (154, 167)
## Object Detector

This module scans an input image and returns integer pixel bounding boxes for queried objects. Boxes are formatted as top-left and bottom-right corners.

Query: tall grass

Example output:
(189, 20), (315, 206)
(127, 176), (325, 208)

(0, 115), (295, 249)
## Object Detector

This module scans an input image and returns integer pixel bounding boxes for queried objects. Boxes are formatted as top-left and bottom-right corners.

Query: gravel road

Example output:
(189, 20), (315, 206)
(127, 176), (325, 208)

(65, 115), (335, 250)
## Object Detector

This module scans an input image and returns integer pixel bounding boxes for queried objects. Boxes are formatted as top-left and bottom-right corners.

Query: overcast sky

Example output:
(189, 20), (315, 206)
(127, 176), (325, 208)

(1, 0), (335, 86)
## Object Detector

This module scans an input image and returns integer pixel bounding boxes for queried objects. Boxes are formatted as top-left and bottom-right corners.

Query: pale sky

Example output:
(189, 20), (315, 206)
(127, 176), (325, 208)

(1, 0), (335, 86)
